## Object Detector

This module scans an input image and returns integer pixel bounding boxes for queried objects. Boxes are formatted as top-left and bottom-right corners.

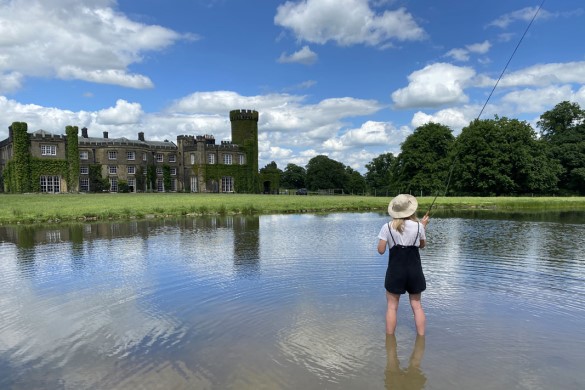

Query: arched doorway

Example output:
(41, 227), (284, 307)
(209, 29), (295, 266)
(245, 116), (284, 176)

(263, 181), (271, 194)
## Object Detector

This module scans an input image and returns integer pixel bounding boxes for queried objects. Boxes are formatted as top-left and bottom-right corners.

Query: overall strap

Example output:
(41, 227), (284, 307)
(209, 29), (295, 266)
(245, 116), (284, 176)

(387, 222), (397, 245)
(411, 222), (420, 246)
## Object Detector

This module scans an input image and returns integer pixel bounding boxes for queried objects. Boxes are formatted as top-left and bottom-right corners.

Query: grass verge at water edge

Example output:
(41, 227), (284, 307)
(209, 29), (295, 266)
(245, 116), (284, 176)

(1, 193), (584, 225)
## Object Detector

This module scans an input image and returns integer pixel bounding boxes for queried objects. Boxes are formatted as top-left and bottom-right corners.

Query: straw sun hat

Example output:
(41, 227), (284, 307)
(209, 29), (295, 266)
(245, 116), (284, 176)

(388, 194), (418, 218)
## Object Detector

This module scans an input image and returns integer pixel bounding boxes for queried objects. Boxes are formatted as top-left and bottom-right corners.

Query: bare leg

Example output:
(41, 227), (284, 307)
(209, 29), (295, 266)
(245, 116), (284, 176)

(385, 291), (400, 335)
(408, 293), (426, 336)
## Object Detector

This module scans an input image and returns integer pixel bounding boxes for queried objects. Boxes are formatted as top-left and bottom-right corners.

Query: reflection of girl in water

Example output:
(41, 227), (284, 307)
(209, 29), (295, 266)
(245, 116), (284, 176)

(377, 194), (429, 335)
(385, 335), (426, 390)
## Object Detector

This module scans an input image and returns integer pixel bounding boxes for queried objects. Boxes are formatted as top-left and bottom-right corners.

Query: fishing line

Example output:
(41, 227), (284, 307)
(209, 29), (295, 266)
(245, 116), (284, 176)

(425, 0), (545, 217)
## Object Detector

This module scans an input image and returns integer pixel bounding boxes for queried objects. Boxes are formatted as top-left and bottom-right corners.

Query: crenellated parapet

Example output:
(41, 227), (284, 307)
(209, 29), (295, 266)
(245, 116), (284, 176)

(176, 135), (196, 143)
(177, 134), (217, 147)
(30, 130), (65, 139)
(202, 134), (215, 144)
(230, 109), (259, 122)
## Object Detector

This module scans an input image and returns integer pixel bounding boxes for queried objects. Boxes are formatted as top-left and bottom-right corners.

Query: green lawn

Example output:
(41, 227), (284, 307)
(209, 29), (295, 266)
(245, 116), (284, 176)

(1, 193), (584, 225)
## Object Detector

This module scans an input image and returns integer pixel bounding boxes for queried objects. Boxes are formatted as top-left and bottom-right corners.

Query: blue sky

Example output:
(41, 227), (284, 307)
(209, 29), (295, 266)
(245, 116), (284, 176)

(1, 0), (584, 172)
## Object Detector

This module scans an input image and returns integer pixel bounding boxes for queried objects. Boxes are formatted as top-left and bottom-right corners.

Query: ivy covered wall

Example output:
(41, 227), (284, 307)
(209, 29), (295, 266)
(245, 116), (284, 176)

(197, 148), (260, 193)
(29, 158), (68, 192)
(10, 122), (32, 193)
(66, 126), (79, 192)
(242, 140), (260, 193)
(89, 164), (109, 192)
(4, 123), (77, 193)
(163, 164), (171, 191)
(4, 156), (68, 193)
(197, 163), (243, 192)
(147, 164), (156, 192)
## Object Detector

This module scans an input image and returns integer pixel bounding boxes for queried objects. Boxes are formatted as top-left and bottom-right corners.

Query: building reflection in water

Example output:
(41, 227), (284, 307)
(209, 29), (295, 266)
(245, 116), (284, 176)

(182, 215), (261, 277)
(1, 225), (38, 278)
(69, 224), (85, 270)
(385, 335), (426, 390)
(0, 215), (262, 278)
(232, 216), (260, 277)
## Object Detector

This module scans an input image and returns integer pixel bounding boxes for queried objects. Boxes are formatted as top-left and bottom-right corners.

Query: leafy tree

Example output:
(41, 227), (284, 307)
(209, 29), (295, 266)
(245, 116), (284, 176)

(305, 155), (346, 191)
(118, 180), (130, 193)
(344, 166), (367, 194)
(281, 163), (306, 189)
(390, 122), (455, 196)
(571, 167), (585, 193)
(365, 153), (395, 196)
(452, 117), (561, 195)
(520, 141), (563, 195)
(537, 101), (585, 194)
(537, 101), (585, 142)
(260, 161), (282, 175)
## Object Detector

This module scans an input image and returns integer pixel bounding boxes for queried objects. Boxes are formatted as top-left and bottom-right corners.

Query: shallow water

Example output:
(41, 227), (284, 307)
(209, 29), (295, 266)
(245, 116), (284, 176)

(0, 212), (584, 389)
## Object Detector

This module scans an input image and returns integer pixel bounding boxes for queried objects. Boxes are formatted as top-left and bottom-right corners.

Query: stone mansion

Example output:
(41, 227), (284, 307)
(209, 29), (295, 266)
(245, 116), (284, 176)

(0, 109), (272, 194)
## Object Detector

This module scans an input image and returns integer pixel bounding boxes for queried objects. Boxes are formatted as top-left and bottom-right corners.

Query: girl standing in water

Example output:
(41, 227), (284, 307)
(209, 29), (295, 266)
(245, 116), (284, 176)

(377, 194), (429, 336)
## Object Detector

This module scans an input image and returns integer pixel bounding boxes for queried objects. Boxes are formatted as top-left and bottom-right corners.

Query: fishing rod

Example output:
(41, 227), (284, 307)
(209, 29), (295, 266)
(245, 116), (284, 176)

(425, 0), (545, 217)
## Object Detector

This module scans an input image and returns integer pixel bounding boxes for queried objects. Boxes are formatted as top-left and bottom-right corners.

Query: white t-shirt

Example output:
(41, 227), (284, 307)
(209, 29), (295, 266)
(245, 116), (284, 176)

(378, 219), (426, 248)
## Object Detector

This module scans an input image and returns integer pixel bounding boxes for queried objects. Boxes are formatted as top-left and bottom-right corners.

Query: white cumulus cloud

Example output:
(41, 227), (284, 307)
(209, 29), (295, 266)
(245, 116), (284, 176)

(488, 6), (552, 29)
(274, 0), (425, 47)
(411, 108), (473, 133)
(0, 95), (92, 132)
(445, 41), (491, 62)
(278, 46), (318, 65)
(322, 121), (393, 151)
(269, 146), (294, 159)
(0, 72), (24, 94)
(97, 99), (144, 125)
(445, 48), (470, 62)
(392, 63), (476, 109)
(0, 0), (187, 90)
(466, 40), (491, 54)
(495, 61), (585, 88)
(500, 85), (585, 114)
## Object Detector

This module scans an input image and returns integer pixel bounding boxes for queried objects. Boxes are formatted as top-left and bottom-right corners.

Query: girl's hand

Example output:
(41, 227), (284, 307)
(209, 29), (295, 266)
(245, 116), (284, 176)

(421, 213), (430, 228)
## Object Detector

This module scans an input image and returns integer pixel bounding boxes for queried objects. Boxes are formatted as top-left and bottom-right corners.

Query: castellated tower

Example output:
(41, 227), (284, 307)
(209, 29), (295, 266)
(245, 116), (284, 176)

(230, 109), (259, 189)
(230, 109), (258, 145)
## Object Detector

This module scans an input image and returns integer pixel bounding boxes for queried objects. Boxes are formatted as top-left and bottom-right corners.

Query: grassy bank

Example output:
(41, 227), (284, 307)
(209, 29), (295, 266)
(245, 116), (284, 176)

(1, 193), (584, 225)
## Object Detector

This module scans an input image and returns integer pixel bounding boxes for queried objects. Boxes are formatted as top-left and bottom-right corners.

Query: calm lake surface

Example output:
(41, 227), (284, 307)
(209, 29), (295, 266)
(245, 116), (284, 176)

(1, 211), (584, 389)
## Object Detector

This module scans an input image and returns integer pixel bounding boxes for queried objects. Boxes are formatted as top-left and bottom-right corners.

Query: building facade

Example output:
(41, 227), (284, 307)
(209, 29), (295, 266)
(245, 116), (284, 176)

(0, 109), (265, 194)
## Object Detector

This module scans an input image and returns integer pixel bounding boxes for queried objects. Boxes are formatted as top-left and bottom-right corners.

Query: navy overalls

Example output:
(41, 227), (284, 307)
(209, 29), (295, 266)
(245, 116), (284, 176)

(384, 222), (426, 295)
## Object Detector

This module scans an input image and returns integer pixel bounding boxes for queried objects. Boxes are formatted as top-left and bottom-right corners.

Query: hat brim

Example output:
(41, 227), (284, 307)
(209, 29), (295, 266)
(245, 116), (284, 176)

(388, 194), (418, 218)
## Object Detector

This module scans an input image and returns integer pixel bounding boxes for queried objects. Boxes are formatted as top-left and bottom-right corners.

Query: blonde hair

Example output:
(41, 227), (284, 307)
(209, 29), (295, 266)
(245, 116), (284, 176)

(391, 213), (418, 233)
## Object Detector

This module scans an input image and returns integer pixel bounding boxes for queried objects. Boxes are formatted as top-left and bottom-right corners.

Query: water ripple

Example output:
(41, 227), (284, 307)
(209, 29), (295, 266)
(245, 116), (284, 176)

(1, 213), (584, 389)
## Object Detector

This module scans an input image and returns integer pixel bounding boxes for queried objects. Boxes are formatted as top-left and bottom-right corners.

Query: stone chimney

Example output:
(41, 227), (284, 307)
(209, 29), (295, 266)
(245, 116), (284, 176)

(81, 127), (88, 138)
(138, 132), (145, 141)
(103, 131), (108, 139)
(8, 125), (13, 141)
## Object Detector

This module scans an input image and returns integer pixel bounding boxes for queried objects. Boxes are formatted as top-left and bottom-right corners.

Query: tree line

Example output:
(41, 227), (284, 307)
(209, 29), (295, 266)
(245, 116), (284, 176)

(265, 101), (585, 196)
